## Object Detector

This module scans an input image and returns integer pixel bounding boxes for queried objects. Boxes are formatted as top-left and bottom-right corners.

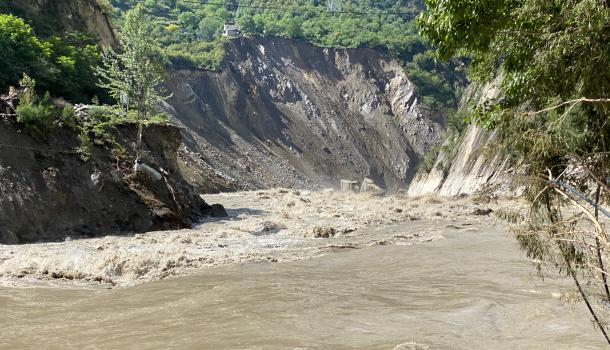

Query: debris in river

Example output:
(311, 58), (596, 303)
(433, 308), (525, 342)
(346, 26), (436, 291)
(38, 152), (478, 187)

(310, 226), (337, 238)
(472, 208), (494, 216)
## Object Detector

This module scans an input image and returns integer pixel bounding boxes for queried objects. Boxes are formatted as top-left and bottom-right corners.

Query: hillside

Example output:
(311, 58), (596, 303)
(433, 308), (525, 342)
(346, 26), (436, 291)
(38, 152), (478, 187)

(0, 1), (227, 243)
(0, 0), (116, 103)
(0, 0), (454, 242)
(407, 80), (517, 197)
(166, 37), (443, 192)
(109, 0), (465, 111)
(0, 0), (115, 45)
(0, 117), (227, 244)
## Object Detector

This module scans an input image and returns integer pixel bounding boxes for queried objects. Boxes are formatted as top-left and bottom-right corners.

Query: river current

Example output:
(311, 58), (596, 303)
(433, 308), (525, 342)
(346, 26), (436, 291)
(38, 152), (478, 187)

(0, 225), (604, 349)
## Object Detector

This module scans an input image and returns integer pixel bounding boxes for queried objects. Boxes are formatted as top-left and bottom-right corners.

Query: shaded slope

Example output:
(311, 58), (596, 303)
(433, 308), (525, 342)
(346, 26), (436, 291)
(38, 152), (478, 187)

(0, 119), (223, 244)
(0, 0), (116, 45)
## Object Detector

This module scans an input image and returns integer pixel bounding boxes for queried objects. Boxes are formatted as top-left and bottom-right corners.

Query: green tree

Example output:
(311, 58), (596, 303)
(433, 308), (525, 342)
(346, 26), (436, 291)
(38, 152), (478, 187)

(279, 15), (304, 39)
(198, 16), (222, 41)
(177, 11), (199, 35)
(0, 13), (105, 103)
(45, 33), (105, 102)
(419, 0), (610, 343)
(0, 14), (51, 89)
(224, 0), (238, 12)
(236, 14), (257, 34)
(96, 3), (166, 164)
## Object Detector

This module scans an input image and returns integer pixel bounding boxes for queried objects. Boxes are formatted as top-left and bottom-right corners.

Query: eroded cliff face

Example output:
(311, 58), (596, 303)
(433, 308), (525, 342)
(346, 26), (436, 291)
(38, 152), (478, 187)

(407, 125), (514, 196)
(166, 37), (443, 192)
(407, 79), (518, 197)
(0, 119), (222, 244)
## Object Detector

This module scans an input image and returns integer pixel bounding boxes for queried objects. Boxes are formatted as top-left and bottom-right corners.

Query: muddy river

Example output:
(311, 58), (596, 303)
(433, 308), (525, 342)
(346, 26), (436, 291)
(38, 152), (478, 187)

(0, 225), (604, 349)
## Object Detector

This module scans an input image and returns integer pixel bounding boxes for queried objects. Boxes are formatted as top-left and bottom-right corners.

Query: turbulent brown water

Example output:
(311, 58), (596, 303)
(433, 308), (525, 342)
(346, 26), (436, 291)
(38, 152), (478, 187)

(0, 226), (604, 349)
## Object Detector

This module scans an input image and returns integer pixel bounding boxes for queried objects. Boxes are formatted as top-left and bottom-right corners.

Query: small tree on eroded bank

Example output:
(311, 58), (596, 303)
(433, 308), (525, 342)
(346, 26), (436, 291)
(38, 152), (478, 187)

(95, 3), (166, 165)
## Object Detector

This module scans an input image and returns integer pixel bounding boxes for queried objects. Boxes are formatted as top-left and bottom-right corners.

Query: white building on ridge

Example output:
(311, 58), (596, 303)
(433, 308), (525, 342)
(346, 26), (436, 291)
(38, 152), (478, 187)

(223, 22), (241, 38)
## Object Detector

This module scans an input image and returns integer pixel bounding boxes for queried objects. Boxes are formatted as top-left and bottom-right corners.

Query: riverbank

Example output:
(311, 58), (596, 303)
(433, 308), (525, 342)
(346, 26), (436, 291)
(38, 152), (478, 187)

(0, 189), (522, 288)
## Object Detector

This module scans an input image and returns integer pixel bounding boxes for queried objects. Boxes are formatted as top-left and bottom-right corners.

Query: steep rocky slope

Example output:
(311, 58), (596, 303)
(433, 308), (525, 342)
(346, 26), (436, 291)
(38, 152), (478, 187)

(0, 118), (225, 244)
(165, 37), (444, 192)
(407, 80), (518, 197)
(407, 124), (514, 196)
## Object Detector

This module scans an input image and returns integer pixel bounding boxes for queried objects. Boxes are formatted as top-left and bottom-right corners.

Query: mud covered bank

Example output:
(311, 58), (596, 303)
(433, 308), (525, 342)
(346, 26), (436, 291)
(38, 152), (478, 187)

(0, 118), (225, 244)
(0, 189), (524, 287)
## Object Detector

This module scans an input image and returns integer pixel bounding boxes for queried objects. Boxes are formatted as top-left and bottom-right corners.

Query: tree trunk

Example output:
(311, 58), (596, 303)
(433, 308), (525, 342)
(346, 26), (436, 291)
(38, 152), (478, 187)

(135, 108), (143, 169)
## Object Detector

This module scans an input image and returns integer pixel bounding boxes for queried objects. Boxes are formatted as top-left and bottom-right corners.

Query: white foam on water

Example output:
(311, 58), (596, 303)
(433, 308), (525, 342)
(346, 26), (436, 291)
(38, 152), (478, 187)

(0, 189), (523, 287)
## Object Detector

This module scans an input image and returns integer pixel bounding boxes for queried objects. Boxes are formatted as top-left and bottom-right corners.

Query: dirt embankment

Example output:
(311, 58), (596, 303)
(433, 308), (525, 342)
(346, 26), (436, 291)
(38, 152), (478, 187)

(0, 118), (225, 244)
(165, 37), (444, 193)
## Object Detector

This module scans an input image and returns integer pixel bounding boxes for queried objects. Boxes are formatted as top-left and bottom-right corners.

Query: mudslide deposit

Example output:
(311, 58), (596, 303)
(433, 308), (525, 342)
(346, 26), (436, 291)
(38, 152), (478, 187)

(166, 37), (444, 192)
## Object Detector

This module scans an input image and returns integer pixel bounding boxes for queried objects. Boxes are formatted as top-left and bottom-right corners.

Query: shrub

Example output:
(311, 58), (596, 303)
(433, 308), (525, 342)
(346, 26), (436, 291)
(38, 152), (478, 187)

(59, 105), (78, 128)
(148, 113), (170, 124)
(87, 105), (114, 123)
(15, 93), (55, 138)
(417, 144), (440, 174)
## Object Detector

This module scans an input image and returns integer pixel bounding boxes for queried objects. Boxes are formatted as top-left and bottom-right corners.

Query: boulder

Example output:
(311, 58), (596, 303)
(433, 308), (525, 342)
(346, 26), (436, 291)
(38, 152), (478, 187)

(210, 204), (228, 217)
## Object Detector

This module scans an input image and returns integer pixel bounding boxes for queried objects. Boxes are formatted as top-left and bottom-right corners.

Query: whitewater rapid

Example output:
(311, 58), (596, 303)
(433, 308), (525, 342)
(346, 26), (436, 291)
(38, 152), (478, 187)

(0, 189), (512, 288)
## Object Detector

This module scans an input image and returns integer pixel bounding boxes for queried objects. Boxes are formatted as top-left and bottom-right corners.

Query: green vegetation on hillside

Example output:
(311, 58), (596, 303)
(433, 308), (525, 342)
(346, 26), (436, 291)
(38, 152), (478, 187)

(0, 0), (466, 110)
(0, 4), (168, 163)
(108, 0), (464, 110)
(0, 14), (105, 103)
(419, 0), (610, 342)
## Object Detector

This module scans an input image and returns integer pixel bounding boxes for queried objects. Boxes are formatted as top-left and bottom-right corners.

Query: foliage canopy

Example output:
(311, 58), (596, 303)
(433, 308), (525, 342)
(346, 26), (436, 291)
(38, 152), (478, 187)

(419, 0), (610, 340)
(419, 0), (610, 192)
(0, 13), (106, 103)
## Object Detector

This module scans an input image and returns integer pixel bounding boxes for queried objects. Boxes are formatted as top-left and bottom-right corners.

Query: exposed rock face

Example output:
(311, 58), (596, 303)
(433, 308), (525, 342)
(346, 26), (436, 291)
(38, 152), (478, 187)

(407, 124), (513, 197)
(0, 0), (116, 45)
(0, 119), (224, 244)
(407, 79), (517, 197)
(165, 37), (444, 192)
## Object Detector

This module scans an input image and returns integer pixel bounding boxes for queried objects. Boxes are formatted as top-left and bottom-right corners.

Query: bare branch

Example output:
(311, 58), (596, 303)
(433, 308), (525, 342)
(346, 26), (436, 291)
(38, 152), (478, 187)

(552, 187), (609, 247)
(526, 98), (610, 116)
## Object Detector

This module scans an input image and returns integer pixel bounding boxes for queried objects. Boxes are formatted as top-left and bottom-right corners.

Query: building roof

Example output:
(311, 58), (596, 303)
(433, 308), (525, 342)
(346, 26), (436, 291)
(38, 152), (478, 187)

(224, 23), (240, 31)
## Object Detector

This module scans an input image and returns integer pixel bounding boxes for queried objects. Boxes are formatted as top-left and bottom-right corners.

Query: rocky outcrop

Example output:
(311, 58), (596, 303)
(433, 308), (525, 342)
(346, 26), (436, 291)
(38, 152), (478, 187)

(407, 78), (518, 197)
(407, 124), (514, 196)
(165, 37), (443, 192)
(0, 118), (224, 244)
